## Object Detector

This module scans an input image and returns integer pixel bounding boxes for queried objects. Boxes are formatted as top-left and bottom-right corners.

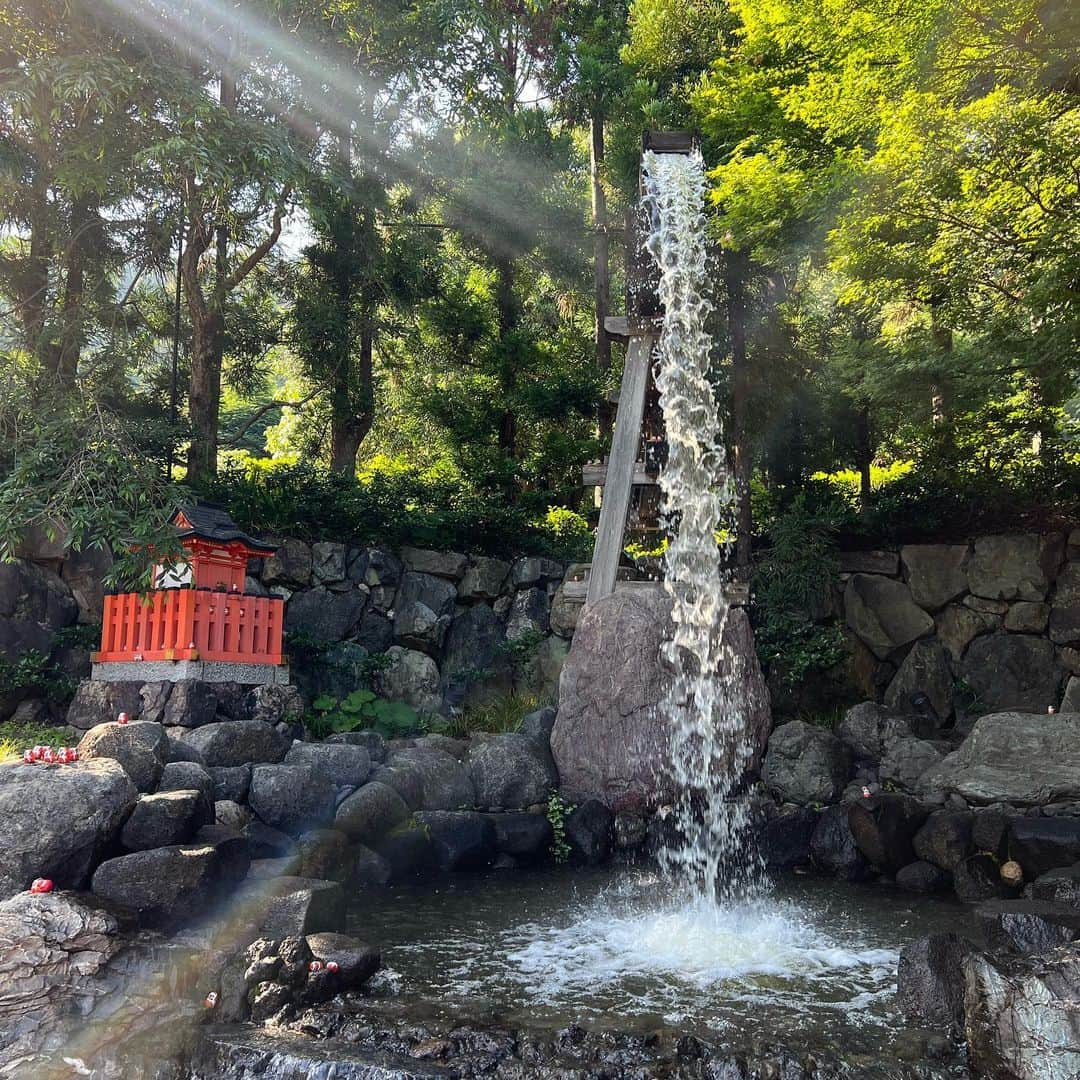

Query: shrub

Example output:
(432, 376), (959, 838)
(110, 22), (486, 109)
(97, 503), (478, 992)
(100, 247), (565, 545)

(305, 690), (424, 740)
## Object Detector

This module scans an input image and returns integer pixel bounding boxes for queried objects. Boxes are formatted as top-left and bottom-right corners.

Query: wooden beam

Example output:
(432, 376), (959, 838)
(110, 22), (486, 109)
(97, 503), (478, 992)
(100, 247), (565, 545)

(586, 334), (654, 607)
(583, 461), (657, 487)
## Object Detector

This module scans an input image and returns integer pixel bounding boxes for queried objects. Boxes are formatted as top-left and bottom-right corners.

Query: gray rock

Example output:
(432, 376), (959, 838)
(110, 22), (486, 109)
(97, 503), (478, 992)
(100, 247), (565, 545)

(326, 729), (387, 763)
(884, 638), (953, 720)
(954, 852), (1017, 901)
(844, 575), (934, 660)
(311, 541), (347, 584)
(248, 683), (305, 727)
(393, 600), (449, 652)
(351, 844), (393, 885)
(565, 799), (613, 864)
(760, 803), (817, 871)
(511, 556), (565, 588)
(514, 634), (569, 702)
(121, 789), (210, 851)
(913, 811), (974, 871)
(836, 701), (915, 760)
(1005, 601), (1051, 633)
(809, 804), (869, 880)
(285, 742), (371, 788)
(138, 681), (173, 724)
(0, 559), (77, 662)
(880, 737), (944, 793)
(373, 646), (442, 715)
(440, 603), (512, 709)
(400, 547), (467, 580)
(61, 543), (113, 623)
(242, 876), (345, 937)
(613, 811), (647, 849)
(486, 811), (553, 858)
(91, 843), (222, 923)
(396, 570), (457, 618)
(387, 746), (475, 810)
(763, 721), (852, 806)
(1028, 864), (1080, 907)
(506, 587), (550, 640)
(262, 539), (313, 589)
(1009, 818), (1080, 878)
(294, 827), (349, 879)
(553, 591), (770, 812)
(159, 679), (219, 728)
(961, 634), (1062, 712)
(215, 800), (251, 831)
(459, 557), (511, 600)
(77, 720), (168, 792)
(166, 733), (205, 765)
(897, 933), (973, 1029)
(181, 720), (289, 767)
(157, 760), (214, 807)
(963, 941), (1080, 1079)
(965, 594), (1010, 615)
(0, 760), (137, 894)
(935, 603), (994, 662)
(838, 550), (899, 575)
(465, 733), (558, 808)
(848, 793), (930, 873)
(901, 545), (969, 611)
(919, 712), (1080, 805)
(967, 533), (1064, 601)
(896, 859), (950, 892)
(520, 706), (557, 744)
(355, 610), (393, 652)
(286, 586), (366, 643)
(548, 583), (580, 637)
(975, 899), (1080, 955)
(209, 764), (252, 802)
(65, 680), (143, 730)
(414, 810), (495, 871)
(248, 764), (336, 834)
(1062, 676), (1080, 713)
(1050, 603), (1080, 645)
(334, 781), (410, 841)
(305, 931), (380, 988)
(370, 760), (425, 809)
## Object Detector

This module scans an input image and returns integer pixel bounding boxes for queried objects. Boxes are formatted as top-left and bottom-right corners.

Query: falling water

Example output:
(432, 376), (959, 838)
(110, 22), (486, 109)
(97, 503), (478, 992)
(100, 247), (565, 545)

(643, 149), (763, 902)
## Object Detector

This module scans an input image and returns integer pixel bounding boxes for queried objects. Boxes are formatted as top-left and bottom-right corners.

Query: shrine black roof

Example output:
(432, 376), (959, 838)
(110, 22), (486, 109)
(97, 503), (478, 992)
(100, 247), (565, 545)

(172, 501), (276, 554)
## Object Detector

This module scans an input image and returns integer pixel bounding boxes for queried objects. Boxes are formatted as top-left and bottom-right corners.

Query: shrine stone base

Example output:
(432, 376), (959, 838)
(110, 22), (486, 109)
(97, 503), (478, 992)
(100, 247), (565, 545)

(91, 659), (290, 686)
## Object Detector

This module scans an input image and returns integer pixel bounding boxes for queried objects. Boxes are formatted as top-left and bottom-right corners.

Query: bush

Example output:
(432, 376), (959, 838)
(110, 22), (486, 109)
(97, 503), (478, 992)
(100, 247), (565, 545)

(203, 457), (593, 560)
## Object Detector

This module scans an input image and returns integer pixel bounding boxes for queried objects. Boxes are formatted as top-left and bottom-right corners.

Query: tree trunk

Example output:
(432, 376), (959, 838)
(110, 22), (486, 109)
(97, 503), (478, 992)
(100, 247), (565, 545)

(856, 405), (872, 519)
(495, 254), (517, 459)
(724, 249), (752, 573)
(590, 110), (612, 440)
(186, 70), (236, 485)
(330, 314), (374, 474)
(53, 192), (97, 388)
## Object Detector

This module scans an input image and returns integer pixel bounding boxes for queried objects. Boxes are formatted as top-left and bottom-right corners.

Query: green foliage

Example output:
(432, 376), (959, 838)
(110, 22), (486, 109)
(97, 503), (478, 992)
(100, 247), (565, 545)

(438, 693), (541, 738)
(752, 502), (847, 686)
(545, 793), (573, 863)
(305, 689), (423, 740)
(0, 720), (69, 759)
(0, 651), (77, 705)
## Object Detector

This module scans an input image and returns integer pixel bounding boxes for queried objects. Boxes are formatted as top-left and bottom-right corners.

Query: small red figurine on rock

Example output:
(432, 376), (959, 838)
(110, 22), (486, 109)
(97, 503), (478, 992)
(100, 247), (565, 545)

(325, 961), (340, 973)
(30, 878), (53, 894)
(308, 961), (324, 974)
(116, 712), (129, 725)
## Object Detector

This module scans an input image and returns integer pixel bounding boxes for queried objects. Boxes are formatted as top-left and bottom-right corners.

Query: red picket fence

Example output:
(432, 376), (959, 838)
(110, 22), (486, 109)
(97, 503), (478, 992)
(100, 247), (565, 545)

(98, 589), (284, 665)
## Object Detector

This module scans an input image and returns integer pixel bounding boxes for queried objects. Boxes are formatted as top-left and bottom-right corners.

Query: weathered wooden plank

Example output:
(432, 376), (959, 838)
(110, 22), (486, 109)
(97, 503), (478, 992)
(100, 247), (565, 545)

(582, 461), (657, 487)
(586, 334), (654, 607)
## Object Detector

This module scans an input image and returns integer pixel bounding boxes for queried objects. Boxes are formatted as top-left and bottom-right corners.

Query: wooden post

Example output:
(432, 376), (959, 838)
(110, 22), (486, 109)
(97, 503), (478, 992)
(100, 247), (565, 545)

(586, 333), (654, 607)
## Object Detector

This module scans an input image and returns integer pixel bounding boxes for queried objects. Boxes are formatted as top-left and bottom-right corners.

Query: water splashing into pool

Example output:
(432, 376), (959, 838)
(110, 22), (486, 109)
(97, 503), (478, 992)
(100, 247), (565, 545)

(643, 148), (761, 901)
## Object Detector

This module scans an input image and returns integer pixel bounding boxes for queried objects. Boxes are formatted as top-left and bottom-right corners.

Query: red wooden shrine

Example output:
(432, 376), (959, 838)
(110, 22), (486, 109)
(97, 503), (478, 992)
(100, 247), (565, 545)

(97, 503), (283, 666)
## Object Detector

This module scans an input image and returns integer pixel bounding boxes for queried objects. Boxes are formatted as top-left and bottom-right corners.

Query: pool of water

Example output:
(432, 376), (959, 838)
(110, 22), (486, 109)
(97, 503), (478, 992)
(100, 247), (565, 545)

(346, 865), (974, 1067)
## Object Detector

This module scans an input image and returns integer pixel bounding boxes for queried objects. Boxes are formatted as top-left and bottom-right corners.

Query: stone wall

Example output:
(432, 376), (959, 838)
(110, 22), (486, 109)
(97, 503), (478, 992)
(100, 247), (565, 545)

(792, 532), (1080, 719)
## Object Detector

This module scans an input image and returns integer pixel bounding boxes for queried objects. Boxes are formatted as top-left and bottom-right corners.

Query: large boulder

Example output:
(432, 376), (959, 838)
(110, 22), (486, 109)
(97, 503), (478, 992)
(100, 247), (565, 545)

(553, 591), (770, 811)
(400, 547), (467, 580)
(565, 799), (614, 864)
(919, 712), (1080, 805)
(240, 876), (345, 937)
(262, 539), (313, 589)
(160, 680), (219, 728)
(396, 571), (457, 617)
(514, 634), (569, 702)
(286, 586), (366, 643)
(392, 600), (449, 652)
(385, 746), (475, 810)
(305, 931), (380, 989)
(960, 634), (1062, 712)
(61, 543), (113, 623)
(414, 810), (495, 870)
(762, 721), (852, 806)
(121, 790), (210, 851)
(285, 742), (371, 788)
(0, 559), (77, 662)
(77, 720), (168, 792)
(844, 575), (934, 660)
(506, 587), (550, 640)
(836, 701), (916, 761)
(963, 942), (1080, 1080)
(810, 804), (869, 880)
(847, 793), (930, 874)
(975, 899), (1080, 955)
(248, 683), (305, 727)
(311, 541), (347, 584)
(913, 811), (974, 871)
(459, 557), (510, 600)
(157, 760), (215, 809)
(879, 737), (944, 793)
(373, 646), (442, 715)
(1008, 818), (1080, 878)
(901, 545), (969, 612)
(486, 811), (553, 859)
(440, 603), (512, 708)
(353, 547), (403, 589)
(884, 638), (953, 720)
(897, 933), (973, 1029)
(248, 764), (336, 834)
(0, 891), (123, 1063)
(0, 760), (137, 895)
(180, 720), (289, 768)
(465, 733), (558, 809)
(966, 533), (1064, 602)
(935, 603), (995, 663)
(66, 680), (144, 730)
(334, 781), (410, 841)
(91, 843), (222, 923)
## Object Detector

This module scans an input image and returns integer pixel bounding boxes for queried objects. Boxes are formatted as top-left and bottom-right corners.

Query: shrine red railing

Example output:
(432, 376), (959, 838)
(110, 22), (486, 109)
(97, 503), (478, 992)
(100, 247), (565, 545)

(97, 589), (284, 665)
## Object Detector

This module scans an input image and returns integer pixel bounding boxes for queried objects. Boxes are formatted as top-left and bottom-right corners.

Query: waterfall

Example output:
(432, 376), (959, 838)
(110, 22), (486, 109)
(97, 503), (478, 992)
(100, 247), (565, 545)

(643, 149), (763, 902)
